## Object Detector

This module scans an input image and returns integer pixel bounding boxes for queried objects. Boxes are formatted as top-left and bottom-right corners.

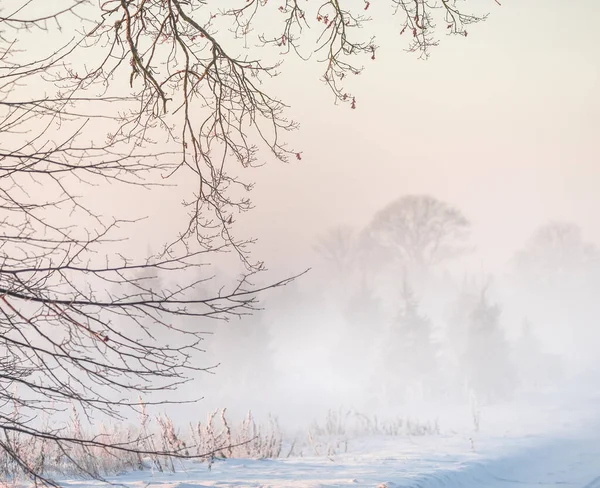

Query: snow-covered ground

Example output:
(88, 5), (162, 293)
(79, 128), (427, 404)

(57, 388), (600, 488)
(57, 431), (600, 488)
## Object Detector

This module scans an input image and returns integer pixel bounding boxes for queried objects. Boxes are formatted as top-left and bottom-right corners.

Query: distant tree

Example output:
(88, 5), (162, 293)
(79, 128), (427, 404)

(209, 309), (275, 406)
(342, 274), (385, 337)
(445, 285), (479, 364)
(314, 226), (360, 298)
(314, 226), (384, 369)
(315, 227), (357, 272)
(512, 223), (600, 368)
(360, 195), (470, 287)
(515, 221), (598, 289)
(384, 277), (438, 403)
(335, 274), (386, 384)
(462, 290), (515, 403)
(512, 318), (562, 392)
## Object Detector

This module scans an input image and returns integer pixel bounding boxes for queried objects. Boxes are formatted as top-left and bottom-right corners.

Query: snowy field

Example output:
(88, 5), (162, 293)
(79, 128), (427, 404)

(56, 431), (600, 488)
(54, 388), (600, 488)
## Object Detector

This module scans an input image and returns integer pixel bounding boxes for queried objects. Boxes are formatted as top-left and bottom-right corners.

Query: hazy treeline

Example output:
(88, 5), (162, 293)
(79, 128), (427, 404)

(145, 195), (600, 423)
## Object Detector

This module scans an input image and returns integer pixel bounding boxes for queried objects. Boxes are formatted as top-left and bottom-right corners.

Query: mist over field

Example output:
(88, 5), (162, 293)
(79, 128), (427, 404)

(152, 196), (600, 433)
(100, 0), (600, 442)
(2, 0), (599, 486)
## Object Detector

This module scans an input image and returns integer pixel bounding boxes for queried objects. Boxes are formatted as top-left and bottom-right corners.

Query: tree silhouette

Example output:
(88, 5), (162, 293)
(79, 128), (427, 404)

(384, 277), (438, 403)
(1, 1), (498, 484)
(515, 221), (598, 289)
(360, 195), (470, 290)
(462, 291), (515, 403)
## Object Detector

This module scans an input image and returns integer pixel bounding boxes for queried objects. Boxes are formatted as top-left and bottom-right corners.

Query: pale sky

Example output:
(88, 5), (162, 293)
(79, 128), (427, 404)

(222, 0), (600, 276)
(40, 0), (599, 279)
